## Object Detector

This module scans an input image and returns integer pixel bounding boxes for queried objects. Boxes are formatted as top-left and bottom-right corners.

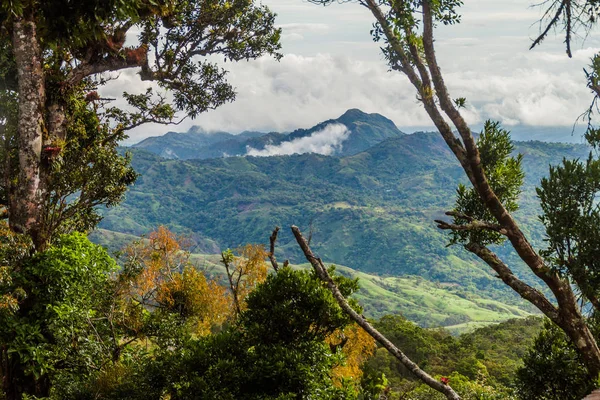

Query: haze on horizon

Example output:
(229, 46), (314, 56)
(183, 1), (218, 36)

(104, 0), (600, 145)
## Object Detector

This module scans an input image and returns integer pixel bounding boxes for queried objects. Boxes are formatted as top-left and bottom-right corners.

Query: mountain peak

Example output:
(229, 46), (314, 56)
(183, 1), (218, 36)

(339, 108), (368, 119)
(336, 109), (399, 130)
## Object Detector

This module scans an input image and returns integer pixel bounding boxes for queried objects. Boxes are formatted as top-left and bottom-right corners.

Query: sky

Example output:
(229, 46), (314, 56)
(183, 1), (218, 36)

(104, 0), (600, 144)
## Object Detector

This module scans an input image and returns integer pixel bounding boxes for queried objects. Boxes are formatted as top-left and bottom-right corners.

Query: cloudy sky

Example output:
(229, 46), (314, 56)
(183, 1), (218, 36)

(108, 0), (600, 144)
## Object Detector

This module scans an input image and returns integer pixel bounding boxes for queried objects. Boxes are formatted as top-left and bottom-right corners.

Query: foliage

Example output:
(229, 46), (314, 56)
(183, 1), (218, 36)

(537, 155), (600, 304)
(398, 371), (515, 400)
(0, 232), (118, 398)
(0, 0), (282, 251)
(55, 266), (364, 400)
(362, 315), (544, 398)
(0, 222), (31, 313)
(327, 322), (377, 386)
(451, 121), (524, 246)
(42, 88), (138, 239)
(243, 266), (358, 344)
(515, 318), (598, 400)
(119, 226), (231, 335)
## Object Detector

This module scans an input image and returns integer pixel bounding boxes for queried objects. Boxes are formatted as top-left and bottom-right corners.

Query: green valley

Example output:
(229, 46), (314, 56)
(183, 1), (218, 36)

(93, 110), (590, 329)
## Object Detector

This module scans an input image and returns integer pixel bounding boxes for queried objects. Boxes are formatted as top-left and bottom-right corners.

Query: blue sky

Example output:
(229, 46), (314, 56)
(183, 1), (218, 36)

(109, 0), (600, 143)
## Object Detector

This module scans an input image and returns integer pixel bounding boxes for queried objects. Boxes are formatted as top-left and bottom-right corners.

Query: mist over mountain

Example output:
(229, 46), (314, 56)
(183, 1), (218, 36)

(131, 109), (404, 159)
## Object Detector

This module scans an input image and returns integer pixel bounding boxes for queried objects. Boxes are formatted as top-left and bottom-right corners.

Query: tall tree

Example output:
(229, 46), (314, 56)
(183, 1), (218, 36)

(0, 0), (281, 249)
(304, 0), (600, 389)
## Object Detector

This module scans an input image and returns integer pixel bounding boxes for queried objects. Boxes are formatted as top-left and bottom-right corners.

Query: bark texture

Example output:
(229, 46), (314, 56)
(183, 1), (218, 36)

(10, 14), (46, 249)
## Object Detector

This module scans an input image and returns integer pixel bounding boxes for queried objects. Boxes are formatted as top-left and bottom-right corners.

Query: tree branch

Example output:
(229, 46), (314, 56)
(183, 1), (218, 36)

(221, 252), (242, 316)
(291, 225), (461, 400)
(363, 0), (469, 172)
(65, 45), (148, 87)
(465, 242), (560, 321)
(530, 0), (567, 53)
(435, 211), (508, 235)
(268, 226), (280, 271)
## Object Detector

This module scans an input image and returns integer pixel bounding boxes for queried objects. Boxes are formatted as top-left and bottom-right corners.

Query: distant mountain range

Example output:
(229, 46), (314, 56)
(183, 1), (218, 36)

(132, 109), (404, 159)
(96, 109), (591, 327)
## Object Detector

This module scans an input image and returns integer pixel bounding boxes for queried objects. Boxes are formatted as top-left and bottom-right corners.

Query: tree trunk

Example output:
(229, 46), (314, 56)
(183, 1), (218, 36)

(560, 310), (600, 377)
(10, 13), (46, 249)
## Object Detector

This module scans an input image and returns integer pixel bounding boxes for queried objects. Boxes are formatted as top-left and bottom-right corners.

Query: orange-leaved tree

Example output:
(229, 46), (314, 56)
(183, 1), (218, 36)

(118, 226), (230, 336)
(327, 322), (377, 386)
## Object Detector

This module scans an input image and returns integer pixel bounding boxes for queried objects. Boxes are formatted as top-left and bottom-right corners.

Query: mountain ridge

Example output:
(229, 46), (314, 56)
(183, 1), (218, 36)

(131, 108), (404, 159)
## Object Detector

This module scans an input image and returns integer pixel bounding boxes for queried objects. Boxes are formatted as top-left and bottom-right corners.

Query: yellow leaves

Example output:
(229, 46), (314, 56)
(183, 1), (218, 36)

(0, 293), (19, 313)
(119, 226), (232, 336)
(121, 225), (190, 302)
(327, 323), (377, 385)
(156, 266), (230, 336)
(222, 244), (269, 315)
(234, 244), (269, 300)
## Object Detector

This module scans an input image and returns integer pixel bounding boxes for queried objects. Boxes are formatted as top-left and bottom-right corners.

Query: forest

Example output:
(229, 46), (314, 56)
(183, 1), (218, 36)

(2, 0), (600, 399)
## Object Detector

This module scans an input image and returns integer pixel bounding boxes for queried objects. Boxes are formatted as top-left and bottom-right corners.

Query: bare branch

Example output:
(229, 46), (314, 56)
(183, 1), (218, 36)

(268, 226), (280, 272)
(291, 225), (461, 400)
(530, 0), (568, 52)
(221, 252), (242, 316)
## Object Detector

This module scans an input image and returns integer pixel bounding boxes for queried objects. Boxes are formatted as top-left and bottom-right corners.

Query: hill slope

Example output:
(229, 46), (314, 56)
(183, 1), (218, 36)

(100, 130), (589, 316)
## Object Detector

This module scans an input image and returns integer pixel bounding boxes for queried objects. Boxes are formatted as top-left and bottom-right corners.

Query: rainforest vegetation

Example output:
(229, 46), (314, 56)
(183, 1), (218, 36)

(3, 0), (600, 399)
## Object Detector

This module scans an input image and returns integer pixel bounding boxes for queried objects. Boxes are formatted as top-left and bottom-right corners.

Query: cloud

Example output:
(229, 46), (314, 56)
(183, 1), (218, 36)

(245, 123), (350, 156)
(278, 23), (330, 33)
(100, 0), (600, 145)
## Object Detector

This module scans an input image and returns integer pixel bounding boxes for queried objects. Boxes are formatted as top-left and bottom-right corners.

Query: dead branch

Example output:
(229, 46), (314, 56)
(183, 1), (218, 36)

(268, 226), (280, 271)
(291, 225), (461, 400)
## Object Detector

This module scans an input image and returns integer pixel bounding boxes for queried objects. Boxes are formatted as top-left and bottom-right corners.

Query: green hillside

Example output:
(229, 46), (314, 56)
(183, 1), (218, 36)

(94, 121), (590, 328)
(87, 235), (533, 332)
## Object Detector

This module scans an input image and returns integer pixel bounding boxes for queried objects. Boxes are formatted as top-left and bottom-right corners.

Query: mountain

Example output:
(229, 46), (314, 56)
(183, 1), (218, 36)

(132, 126), (266, 159)
(97, 111), (593, 327)
(99, 120), (591, 327)
(130, 109), (404, 159)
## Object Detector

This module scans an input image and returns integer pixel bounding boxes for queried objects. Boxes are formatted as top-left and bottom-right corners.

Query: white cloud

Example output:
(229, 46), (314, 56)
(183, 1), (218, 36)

(278, 22), (330, 33)
(245, 123), (350, 156)
(101, 0), (600, 145)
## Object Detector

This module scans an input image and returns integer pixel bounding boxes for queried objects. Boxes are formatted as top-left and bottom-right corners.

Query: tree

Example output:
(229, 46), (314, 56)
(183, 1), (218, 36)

(302, 0), (600, 386)
(119, 226), (231, 335)
(292, 225), (462, 400)
(516, 319), (597, 400)
(0, 231), (119, 399)
(0, 0), (281, 249)
(58, 267), (364, 400)
(0, 225), (238, 399)
(221, 244), (269, 316)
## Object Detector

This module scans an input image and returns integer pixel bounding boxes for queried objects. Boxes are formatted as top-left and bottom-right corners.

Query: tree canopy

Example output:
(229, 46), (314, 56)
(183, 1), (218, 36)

(0, 0), (281, 249)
